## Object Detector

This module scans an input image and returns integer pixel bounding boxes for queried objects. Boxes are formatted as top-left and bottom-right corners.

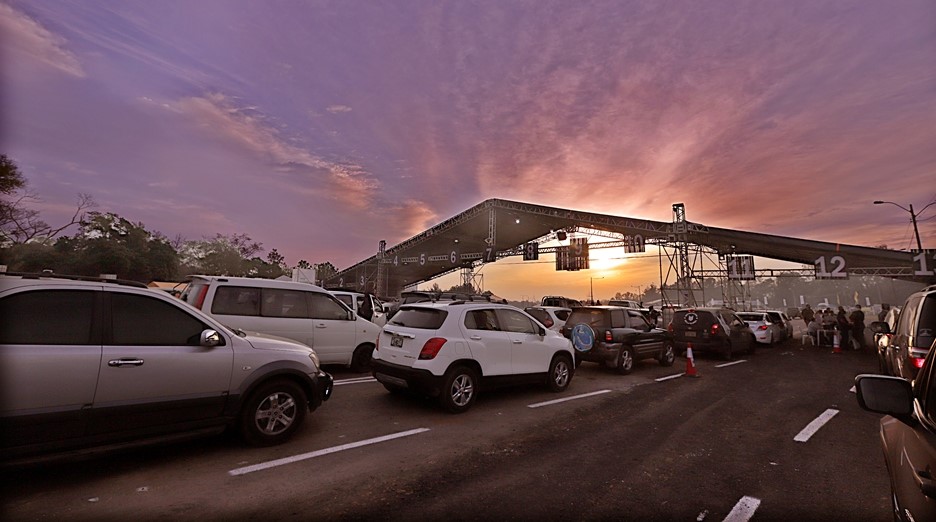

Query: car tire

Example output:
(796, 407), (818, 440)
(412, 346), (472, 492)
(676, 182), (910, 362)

(547, 354), (573, 392)
(616, 346), (635, 375)
(239, 379), (308, 447)
(439, 366), (478, 413)
(350, 344), (374, 373)
(659, 342), (676, 367)
(747, 335), (756, 355)
(723, 341), (734, 361)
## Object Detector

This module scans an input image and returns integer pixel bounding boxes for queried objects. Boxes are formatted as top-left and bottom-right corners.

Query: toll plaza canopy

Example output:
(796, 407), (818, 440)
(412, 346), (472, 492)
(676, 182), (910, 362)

(324, 198), (934, 297)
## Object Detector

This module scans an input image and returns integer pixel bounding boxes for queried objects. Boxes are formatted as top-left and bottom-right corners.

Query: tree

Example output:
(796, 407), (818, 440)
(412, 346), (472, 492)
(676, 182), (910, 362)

(315, 261), (338, 285)
(49, 211), (180, 281)
(0, 154), (95, 245)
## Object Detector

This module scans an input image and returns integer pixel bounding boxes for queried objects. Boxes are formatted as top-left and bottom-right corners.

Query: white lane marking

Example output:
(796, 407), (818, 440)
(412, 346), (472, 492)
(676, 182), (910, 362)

(527, 389), (612, 408)
(334, 377), (377, 386)
(715, 360), (747, 368)
(794, 409), (839, 442)
(723, 496), (761, 522)
(655, 373), (684, 382)
(228, 428), (430, 476)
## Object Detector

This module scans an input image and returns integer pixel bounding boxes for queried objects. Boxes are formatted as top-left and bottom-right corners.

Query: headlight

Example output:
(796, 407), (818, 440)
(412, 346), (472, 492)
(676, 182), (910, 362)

(308, 351), (320, 369)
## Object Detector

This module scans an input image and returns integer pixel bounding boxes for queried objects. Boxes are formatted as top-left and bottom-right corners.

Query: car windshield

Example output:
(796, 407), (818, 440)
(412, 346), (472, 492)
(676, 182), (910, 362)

(388, 307), (447, 329)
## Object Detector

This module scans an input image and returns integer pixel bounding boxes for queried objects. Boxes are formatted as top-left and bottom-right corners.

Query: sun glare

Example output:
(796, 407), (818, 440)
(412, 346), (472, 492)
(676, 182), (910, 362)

(589, 247), (627, 272)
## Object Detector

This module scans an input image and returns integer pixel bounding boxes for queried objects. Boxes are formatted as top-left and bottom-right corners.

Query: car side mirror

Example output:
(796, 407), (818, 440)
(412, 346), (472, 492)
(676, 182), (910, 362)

(870, 321), (890, 335)
(855, 374), (914, 424)
(200, 329), (223, 347)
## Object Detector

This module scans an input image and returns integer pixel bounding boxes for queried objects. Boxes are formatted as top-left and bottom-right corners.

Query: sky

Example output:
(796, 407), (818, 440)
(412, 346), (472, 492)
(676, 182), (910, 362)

(2, 0), (935, 301)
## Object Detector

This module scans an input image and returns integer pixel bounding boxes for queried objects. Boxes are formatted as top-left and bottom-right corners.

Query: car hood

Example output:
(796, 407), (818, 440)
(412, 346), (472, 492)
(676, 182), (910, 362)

(242, 330), (316, 354)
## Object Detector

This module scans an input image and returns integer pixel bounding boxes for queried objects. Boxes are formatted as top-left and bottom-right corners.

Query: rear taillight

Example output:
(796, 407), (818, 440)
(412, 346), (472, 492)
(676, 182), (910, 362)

(194, 285), (209, 309)
(418, 338), (447, 360)
(711, 323), (720, 336)
(605, 330), (613, 342)
(667, 323), (673, 332)
(757, 325), (769, 331)
(912, 356), (926, 369)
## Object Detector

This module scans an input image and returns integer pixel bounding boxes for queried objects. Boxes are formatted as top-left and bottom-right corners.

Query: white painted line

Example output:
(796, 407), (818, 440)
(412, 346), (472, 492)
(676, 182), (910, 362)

(794, 409), (839, 442)
(527, 389), (612, 408)
(655, 373), (684, 382)
(715, 360), (747, 368)
(228, 428), (430, 476)
(723, 496), (761, 522)
(334, 377), (377, 386)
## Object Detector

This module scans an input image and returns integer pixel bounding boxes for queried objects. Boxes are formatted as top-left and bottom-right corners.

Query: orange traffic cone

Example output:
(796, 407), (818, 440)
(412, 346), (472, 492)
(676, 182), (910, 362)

(832, 332), (842, 354)
(685, 344), (700, 377)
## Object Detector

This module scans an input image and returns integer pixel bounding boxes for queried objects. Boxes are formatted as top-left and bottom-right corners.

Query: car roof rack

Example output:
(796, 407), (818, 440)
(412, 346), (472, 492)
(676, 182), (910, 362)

(4, 270), (148, 288)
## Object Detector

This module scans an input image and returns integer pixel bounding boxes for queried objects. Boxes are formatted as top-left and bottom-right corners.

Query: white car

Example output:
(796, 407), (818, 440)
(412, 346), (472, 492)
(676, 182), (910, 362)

(181, 276), (381, 371)
(372, 302), (575, 413)
(737, 312), (781, 344)
(524, 305), (572, 332)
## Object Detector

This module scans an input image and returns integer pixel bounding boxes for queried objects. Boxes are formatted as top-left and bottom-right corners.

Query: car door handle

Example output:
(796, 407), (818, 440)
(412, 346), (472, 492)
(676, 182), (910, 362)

(315, 323), (327, 328)
(512, 340), (522, 344)
(470, 335), (482, 340)
(108, 358), (144, 367)
(914, 468), (936, 498)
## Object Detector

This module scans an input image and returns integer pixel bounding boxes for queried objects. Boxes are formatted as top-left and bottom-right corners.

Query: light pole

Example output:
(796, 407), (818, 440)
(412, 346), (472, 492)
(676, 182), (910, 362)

(873, 200), (936, 251)
(590, 276), (604, 305)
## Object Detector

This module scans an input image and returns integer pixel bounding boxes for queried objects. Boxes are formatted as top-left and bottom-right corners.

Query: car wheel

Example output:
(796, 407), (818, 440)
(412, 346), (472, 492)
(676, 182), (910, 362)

(239, 379), (308, 446)
(350, 344), (374, 373)
(723, 341), (734, 361)
(439, 366), (478, 413)
(616, 346), (635, 375)
(659, 342), (676, 367)
(547, 354), (573, 392)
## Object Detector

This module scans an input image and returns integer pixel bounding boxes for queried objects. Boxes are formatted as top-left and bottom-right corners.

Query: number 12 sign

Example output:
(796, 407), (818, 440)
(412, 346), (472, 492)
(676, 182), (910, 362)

(815, 255), (847, 279)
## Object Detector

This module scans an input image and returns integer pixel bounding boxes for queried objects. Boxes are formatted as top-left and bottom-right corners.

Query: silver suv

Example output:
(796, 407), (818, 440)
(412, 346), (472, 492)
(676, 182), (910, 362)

(0, 272), (333, 460)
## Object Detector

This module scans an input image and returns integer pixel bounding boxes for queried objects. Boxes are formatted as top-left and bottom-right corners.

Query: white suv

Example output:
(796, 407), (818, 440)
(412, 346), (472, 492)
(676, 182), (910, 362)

(0, 272), (333, 460)
(372, 302), (575, 413)
(181, 276), (381, 371)
(329, 289), (387, 327)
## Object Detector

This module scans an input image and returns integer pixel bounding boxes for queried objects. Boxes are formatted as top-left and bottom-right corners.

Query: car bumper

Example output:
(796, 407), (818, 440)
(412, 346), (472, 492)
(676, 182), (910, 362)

(310, 370), (334, 410)
(372, 360), (445, 396)
(575, 342), (621, 363)
(753, 331), (771, 344)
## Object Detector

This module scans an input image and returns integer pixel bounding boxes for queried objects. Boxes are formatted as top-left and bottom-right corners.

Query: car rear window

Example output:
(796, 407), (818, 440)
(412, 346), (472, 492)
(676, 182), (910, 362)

(554, 309), (571, 321)
(738, 313), (764, 322)
(917, 295), (936, 349)
(389, 307), (448, 329)
(672, 310), (717, 327)
(566, 309), (609, 328)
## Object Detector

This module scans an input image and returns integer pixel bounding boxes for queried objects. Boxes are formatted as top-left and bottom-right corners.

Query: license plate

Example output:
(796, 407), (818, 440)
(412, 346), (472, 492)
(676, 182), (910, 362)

(685, 331), (697, 337)
(391, 334), (404, 347)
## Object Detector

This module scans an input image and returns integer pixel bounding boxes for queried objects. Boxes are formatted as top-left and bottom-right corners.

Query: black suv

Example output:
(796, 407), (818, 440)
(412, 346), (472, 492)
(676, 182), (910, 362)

(668, 307), (755, 360)
(560, 306), (675, 374)
(873, 284), (936, 381)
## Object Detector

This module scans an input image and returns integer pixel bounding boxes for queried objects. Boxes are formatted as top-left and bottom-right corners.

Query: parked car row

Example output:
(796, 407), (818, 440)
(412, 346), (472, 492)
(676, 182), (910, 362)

(856, 283), (936, 522)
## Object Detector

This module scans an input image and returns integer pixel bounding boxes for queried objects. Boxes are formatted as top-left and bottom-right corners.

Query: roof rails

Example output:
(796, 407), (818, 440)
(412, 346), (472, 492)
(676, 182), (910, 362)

(3, 271), (148, 288)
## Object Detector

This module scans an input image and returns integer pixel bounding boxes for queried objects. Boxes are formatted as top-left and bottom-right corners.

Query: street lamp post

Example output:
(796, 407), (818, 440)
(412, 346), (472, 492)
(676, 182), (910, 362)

(873, 200), (936, 251)
(590, 276), (604, 305)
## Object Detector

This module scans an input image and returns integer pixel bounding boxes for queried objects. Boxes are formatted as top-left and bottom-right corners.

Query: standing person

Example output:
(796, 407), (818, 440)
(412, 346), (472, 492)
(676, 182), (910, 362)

(850, 304), (867, 350)
(647, 305), (661, 326)
(878, 303), (890, 322)
(801, 304), (815, 326)
(836, 306), (851, 350)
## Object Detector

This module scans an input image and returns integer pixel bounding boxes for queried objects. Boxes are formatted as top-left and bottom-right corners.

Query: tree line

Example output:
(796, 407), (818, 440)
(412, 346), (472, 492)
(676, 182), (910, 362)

(1, 154), (332, 283)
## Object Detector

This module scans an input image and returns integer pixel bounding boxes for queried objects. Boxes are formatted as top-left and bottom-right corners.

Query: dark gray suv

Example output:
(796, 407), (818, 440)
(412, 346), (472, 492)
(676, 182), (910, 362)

(668, 307), (755, 360)
(873, 284), (936, 381)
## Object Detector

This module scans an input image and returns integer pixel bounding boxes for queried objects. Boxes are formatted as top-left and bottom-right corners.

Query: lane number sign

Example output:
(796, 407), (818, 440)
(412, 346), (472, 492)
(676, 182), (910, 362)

(815, 255), (847, 279)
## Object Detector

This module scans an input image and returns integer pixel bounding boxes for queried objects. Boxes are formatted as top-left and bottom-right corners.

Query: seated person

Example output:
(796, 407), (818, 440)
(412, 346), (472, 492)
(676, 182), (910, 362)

(807, 319), (820, 341)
